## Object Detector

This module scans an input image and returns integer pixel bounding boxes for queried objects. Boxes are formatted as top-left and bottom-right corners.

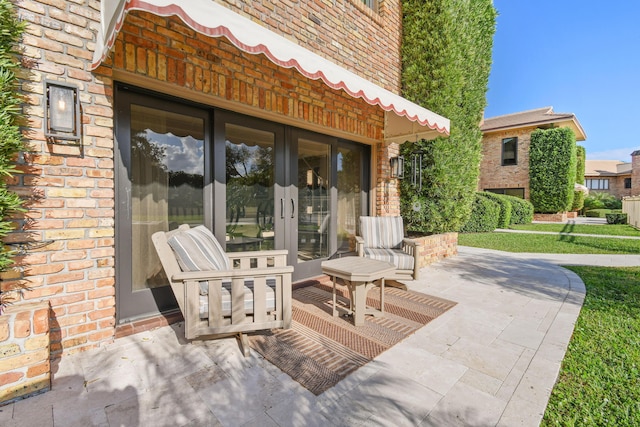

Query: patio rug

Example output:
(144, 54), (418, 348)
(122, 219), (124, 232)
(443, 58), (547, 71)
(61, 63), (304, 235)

(248, 279), (456, 395)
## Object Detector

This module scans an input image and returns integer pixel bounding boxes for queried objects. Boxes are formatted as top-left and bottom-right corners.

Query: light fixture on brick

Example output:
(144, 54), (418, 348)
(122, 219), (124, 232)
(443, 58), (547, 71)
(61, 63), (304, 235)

(44, 80), (80, 141)
(390, 156), (404, 179)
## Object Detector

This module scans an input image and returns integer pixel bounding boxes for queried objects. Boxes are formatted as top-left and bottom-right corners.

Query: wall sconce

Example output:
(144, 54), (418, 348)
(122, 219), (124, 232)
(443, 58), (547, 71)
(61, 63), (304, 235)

(390, 156), (404, 179)
(45, 80), (80, 141)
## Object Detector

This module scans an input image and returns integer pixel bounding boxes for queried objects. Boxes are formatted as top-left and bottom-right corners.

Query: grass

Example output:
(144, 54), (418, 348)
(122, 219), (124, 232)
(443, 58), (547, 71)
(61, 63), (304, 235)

(509, 223), (640, 237)
(458, 233), (640, 254)
(541, 266), (640, 426)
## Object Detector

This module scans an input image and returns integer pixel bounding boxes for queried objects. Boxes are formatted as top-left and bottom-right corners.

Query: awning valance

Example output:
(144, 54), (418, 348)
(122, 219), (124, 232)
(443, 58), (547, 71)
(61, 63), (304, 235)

(92, 0), (450, 142)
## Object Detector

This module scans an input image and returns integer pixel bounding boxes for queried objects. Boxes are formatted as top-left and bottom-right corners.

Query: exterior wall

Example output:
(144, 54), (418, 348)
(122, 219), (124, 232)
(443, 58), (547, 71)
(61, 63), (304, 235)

(584, 174), (632, 199)
(0, 301), (51, 404)
(217, 0), (402, 92)
(413, 232), (458, 268)
(7, 0), (404, 358)
(633, 153), (640, 196)
(479, 127), (534, 200)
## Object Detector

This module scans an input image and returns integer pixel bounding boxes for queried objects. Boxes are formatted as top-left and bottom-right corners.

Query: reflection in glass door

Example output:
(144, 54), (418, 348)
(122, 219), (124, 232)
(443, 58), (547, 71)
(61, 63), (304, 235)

(116, 88), (207, 322)
(337, 145), (363, 254)
(224, 123), (276, 252)
(297, 138), (331, 263)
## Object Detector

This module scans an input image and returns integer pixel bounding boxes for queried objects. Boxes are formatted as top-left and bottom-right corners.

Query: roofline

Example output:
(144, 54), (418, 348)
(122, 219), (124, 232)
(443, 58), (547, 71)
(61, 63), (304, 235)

(481, 116), (587, 141)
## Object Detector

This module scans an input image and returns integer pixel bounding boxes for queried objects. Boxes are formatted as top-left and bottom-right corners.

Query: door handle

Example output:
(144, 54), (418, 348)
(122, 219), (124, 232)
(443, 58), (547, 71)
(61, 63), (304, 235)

(280, 198), (285, 219)
(291, 198), (295, 218)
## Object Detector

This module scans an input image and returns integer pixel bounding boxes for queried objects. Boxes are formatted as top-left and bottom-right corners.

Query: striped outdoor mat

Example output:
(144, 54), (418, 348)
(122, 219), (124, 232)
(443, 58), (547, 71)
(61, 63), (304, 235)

(248, 279), (456, 395)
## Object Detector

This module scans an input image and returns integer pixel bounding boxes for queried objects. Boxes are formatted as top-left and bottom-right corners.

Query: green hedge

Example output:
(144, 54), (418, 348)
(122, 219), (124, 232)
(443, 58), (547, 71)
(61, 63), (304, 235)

(400, 0), (497, 233)
(505, 195), (534, 225)
(481, 192), (512, 228)
(571, 145), (586, 211)
(586, 209), (613, 218)
(529, 127), (577, 213)
(460, 193), (499, 232)
(606, 213), (628, 224)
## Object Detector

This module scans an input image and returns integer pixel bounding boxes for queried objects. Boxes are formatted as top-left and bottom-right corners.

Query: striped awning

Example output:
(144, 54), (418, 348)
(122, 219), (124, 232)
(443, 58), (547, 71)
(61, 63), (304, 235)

(92, 0), (450, 142)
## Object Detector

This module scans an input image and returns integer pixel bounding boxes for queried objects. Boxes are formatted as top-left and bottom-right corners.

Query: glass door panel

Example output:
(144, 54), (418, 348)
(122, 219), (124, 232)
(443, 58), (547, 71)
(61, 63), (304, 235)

(224, 123), (276, 252)
(337, 146), (363, 255)
(116, 87), (208, 322)
(130, 105), (205, 291)
(297, 138), (331, 262)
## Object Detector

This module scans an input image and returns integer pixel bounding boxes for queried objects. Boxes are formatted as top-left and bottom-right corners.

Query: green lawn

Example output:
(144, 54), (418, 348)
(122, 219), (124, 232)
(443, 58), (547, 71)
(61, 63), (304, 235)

(509, 223), (640, 237)
(458, 233), (640, 255)
(541, 266), (640, 426)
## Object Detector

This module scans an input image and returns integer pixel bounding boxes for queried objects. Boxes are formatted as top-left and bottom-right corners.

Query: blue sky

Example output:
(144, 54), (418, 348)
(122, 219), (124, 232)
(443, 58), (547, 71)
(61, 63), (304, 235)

(485, 1), (640, 161)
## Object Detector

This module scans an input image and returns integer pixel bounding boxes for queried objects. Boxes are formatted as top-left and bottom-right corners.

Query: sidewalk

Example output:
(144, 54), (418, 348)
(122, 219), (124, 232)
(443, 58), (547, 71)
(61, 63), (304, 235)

(2, 247), (629, 426)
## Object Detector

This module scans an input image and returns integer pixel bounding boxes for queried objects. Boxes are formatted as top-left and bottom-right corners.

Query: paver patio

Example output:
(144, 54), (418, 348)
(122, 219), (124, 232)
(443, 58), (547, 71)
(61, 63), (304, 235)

(3, 246), (637, 426)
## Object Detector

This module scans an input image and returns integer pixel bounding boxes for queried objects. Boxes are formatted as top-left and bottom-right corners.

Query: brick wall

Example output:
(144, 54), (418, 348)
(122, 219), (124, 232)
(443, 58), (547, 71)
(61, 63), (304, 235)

(10, 1), (116, 358)
(375, 142), (402, 216)
(633, 152), (640, 196)
(217, 0), (402, 92)
(413, 232), (458, 268)
(0, 301), (51, 404)
(479, 128), (534, 199)
(8, 0), (401, 358)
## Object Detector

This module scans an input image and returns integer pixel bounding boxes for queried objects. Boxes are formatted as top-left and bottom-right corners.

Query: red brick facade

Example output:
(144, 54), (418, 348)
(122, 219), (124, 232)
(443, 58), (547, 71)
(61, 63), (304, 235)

(633, 152), (640, 196)
(4, 0), (408, 358)
(478, 127), (533, 199)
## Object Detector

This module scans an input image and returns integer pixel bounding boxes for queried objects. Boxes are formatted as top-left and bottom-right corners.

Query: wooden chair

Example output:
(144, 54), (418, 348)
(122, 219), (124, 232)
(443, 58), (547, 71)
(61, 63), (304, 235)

(355, 216), (422, 282)
(152, 224), (293, 356)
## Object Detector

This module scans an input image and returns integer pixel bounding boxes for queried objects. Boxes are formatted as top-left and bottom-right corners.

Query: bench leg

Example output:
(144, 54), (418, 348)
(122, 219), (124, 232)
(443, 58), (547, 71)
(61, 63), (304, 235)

(237, 333), (250, 357)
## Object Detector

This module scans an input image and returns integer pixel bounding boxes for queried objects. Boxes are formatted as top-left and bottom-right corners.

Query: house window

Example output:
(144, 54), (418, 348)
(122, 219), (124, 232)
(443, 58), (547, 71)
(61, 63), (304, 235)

(361, 0), (378, 11)
(585, 179), (609, 190)
(624, 178), (632, 189)
(501, 137), (517, 166)
(485, 188), (525, 199)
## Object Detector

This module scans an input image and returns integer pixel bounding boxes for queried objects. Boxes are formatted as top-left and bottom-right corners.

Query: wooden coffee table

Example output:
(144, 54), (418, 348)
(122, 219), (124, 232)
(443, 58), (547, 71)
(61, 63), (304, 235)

(321, 257), (396, 326)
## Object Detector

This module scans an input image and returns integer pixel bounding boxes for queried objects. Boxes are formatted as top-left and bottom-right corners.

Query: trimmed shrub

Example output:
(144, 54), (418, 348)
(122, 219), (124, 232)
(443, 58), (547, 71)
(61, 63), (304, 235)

(481, 192), (512, 228)
(506, 195), (534, 225)
(584, 192), (622, 211)
(400, 0), (497, 233)
(460, 193), (499, 232)
(571, 190), (585, 212)
(529, 127), (577, 213)
(571, 145), (586, 212)
(585, 209), (611, 218)
(606, 213), (628, 224)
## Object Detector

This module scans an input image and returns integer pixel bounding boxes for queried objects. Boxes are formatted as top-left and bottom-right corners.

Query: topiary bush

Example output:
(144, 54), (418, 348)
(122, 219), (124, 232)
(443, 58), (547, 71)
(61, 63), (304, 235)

(571, 145), (586, 212)
(505, 195), (534, 225)
(460, 192), (499, 232)
(529, 127), (577, 213)
(481, 192), (512, 228)
(0, 0), (27, 312)
(585, 209), (612, 218)
(400, 0), (497, 234)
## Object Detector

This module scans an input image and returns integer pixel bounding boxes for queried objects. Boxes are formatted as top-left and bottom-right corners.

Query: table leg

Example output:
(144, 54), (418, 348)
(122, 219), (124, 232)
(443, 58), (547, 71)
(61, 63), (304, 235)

(380, 278), (385, 313)
(332, 275), (338, 317)
(353, 281), (367, 326)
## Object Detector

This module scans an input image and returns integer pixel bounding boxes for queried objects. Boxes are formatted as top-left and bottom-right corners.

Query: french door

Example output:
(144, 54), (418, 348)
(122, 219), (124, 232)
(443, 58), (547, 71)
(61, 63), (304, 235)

(115, 86), (368, 321)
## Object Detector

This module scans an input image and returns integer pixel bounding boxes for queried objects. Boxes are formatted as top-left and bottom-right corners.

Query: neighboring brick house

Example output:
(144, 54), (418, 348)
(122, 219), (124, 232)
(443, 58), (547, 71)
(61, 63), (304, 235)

(479, 106), (587, 200)
(584, 151), (640, 199)
(2, 0), (451, 375)
(584, 160), (633, 199)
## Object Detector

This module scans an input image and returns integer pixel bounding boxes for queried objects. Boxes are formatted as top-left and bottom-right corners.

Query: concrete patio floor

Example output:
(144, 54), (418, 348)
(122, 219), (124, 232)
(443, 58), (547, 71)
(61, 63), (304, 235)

(3, 246), (638, 426)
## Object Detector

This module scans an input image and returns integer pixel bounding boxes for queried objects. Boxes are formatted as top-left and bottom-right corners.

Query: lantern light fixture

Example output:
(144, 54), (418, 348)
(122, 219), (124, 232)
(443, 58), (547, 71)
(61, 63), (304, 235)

(390, 156), (404, 179)
(45, 80), (80, 141)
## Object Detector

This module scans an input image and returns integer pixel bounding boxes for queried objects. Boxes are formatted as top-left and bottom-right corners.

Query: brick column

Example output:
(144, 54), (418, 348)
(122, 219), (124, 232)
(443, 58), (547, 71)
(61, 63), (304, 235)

(632, 150), (640, 196)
